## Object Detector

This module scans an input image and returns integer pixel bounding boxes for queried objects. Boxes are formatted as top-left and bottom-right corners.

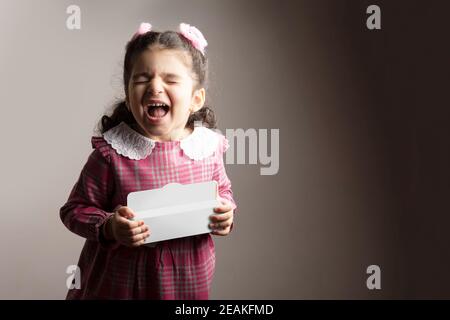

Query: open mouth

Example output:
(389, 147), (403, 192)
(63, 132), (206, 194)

(146, 103), (170, 119)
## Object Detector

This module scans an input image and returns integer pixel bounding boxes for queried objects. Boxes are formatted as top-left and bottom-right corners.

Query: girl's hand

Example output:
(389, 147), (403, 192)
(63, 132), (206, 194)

(209, 198), (234, 236)
(105, 206), (150, 247)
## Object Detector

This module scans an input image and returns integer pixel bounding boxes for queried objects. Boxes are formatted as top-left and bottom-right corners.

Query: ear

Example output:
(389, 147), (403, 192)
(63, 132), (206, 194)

(190, 87), (206, 113)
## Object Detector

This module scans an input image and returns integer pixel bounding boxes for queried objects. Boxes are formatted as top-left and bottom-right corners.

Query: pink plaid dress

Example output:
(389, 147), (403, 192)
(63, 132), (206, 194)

(60, 122), (237, 299)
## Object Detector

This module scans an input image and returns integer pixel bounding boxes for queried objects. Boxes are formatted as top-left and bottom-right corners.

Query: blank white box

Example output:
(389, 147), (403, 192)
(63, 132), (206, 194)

(127, 181), (220, 245)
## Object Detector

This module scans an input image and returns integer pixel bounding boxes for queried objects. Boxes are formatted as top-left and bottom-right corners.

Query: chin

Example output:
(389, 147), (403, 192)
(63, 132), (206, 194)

(143, 124), (168, 134)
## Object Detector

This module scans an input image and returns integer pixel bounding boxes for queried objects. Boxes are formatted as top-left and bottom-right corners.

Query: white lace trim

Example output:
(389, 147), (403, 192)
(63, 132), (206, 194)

(103, 122), (219, 161)
(180, 126), (219, 161)
(103, 122), (156, 160)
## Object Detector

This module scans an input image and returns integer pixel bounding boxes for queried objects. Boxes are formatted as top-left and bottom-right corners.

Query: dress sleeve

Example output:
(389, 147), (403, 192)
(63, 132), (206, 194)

(59, 137), (117, 248)
(212, 134), (238, 232)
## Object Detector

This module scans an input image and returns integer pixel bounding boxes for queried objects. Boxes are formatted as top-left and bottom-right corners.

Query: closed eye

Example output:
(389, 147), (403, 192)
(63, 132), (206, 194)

(133, 77), (149, 84)
(134, 81), (177, 86)
(132, 71), (183, 83)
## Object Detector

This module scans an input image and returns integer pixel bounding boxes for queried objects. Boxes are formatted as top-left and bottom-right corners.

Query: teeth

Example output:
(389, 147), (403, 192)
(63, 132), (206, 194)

(148, 103), (167, 107)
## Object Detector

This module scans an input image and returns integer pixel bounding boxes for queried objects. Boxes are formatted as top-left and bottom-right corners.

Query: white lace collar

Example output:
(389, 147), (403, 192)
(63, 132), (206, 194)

(103, 122), (219, 161)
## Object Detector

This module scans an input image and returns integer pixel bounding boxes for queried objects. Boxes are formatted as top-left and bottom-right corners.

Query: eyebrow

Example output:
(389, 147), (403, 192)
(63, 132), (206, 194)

(132, 72), (182, 79)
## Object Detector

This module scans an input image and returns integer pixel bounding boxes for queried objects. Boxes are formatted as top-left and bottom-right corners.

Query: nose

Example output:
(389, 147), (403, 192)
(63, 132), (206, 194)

(146, 78), (164, 95)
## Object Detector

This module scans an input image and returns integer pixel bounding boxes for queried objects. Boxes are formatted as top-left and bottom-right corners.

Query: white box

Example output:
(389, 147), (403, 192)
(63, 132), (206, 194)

(127, 181), (220, 245)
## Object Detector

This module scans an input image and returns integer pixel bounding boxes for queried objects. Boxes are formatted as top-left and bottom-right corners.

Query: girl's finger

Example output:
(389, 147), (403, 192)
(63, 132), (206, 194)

(209, 221), (230, 230)
(116, 206), (135, 219)
(119, 225), (146, 238)
(129, 226), (142, 236)
(131, 238), (147, 247)
(124, 219), (144, 229)
(116, 214), (141, 227)
(134, 225), (148, 234)
(211, 227), (230, 236)
(121, 234), (144, 247)
(210, 211), (233, 222)
(117, 224), (140, 237)
(214, 203), (233, 213)
(134, 220), (145, 228)
(129, 224), (148, 236)
(131, 232), (150, 243)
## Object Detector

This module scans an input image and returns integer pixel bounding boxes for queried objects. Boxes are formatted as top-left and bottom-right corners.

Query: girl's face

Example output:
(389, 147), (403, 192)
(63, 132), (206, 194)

(126, 48), (205, 141)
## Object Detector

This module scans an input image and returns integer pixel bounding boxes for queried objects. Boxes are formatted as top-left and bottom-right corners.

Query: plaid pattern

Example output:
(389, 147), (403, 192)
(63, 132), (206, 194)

(60, 127), (237, 300)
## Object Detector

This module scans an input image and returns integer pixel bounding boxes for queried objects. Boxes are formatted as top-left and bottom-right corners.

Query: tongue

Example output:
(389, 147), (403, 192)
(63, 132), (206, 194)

(149, 107), (167, 117)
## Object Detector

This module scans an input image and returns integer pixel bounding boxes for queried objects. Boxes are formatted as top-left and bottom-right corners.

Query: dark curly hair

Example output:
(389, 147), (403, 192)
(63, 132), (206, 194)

(97, 28), (216, 134)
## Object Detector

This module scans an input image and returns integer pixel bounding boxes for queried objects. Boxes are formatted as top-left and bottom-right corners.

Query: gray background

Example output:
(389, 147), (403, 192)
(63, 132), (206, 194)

(0, 0), (449, 299)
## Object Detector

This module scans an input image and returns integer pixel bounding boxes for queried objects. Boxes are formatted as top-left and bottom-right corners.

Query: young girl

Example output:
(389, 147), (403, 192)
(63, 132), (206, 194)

(60, 22), (237, 300)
